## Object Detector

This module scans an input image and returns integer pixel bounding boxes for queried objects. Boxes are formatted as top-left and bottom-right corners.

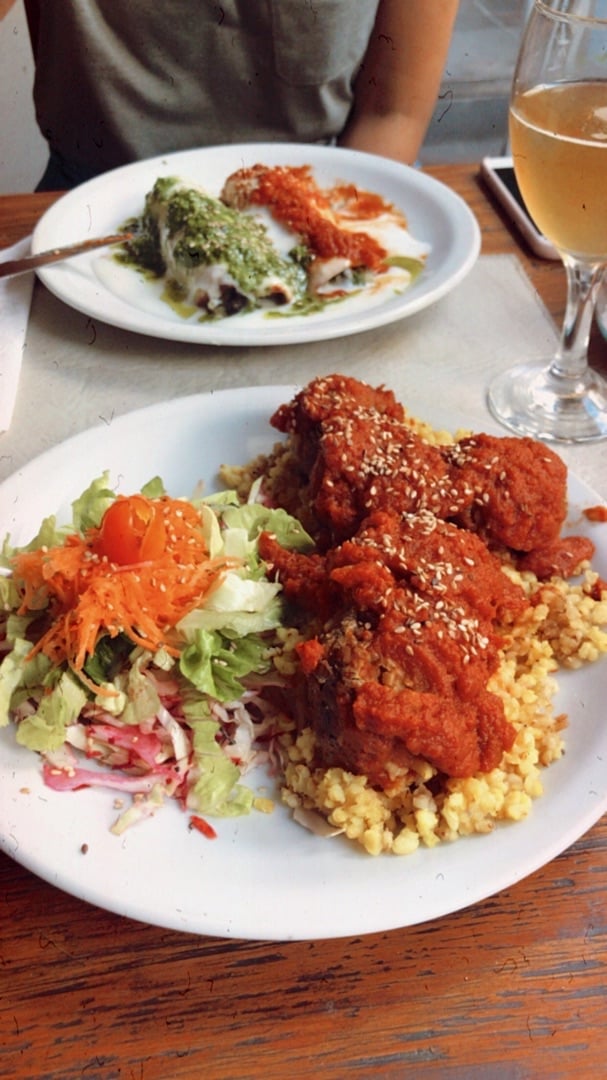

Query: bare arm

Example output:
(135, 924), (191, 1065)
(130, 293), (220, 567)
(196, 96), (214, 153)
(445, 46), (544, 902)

(339, 0), (460, 165)
(0, 0), (18, 19)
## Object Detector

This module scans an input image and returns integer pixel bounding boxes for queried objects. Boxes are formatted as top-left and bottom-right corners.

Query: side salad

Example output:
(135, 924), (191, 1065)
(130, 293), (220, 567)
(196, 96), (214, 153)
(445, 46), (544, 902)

(0, 473), (312, 835)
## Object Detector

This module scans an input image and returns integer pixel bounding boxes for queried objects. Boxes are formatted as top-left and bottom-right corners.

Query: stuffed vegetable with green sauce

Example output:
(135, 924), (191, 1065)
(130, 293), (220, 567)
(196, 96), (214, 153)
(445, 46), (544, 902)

(121, 177), (308, 318)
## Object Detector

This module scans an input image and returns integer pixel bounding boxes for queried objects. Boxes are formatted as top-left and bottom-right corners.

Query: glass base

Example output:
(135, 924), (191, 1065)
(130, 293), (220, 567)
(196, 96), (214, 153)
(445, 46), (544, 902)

(487, 360), (607, 443)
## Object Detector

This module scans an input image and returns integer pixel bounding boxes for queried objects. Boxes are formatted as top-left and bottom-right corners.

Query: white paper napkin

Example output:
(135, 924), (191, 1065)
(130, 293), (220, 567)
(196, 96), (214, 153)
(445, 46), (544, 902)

(0, 236), (34, 434)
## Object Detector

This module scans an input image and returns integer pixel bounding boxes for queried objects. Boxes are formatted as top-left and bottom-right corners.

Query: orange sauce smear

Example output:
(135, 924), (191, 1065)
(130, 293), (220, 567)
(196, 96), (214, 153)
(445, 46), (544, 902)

(246, 166), (388, 270)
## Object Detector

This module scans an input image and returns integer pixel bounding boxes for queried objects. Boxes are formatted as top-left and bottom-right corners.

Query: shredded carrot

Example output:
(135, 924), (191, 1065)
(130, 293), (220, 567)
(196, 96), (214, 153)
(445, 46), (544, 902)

(12, 495), (233, 674)
(189, 814), (218, 839)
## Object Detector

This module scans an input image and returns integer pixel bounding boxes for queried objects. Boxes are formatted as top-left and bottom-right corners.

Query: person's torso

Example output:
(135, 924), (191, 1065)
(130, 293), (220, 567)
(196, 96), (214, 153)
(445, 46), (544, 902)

(26, 0), (380, 176)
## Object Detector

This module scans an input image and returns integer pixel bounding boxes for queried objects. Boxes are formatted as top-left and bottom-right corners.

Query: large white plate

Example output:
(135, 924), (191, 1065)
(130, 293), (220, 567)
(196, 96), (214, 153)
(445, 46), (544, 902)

(31, 144), (480, 346)
(1, 387), (606, 941)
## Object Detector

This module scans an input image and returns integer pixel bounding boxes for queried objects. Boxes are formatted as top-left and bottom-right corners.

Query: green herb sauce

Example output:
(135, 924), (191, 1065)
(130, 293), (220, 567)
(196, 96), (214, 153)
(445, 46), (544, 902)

(118, 177), (306, 302)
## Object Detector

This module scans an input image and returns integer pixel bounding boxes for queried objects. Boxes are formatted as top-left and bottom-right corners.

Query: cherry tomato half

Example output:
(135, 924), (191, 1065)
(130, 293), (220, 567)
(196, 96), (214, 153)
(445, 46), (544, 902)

(96, 495), (167, 565)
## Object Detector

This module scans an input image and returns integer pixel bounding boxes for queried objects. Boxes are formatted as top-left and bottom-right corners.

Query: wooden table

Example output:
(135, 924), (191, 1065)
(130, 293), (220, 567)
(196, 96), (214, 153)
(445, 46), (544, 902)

(1, 166), (605, 1079)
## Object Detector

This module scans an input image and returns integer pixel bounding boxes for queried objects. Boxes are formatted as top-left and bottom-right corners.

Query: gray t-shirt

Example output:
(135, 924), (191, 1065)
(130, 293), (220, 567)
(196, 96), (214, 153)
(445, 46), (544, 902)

(26, 0), (380, 178)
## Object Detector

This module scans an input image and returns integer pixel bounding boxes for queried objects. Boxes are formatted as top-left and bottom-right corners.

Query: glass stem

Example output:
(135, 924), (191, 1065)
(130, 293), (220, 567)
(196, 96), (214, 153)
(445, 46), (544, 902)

(551, 260), (604, 381)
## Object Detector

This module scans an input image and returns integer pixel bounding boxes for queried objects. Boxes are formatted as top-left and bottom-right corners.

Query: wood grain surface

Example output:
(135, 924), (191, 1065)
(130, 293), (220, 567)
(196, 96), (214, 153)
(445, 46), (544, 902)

(1, 165), (606, 1080)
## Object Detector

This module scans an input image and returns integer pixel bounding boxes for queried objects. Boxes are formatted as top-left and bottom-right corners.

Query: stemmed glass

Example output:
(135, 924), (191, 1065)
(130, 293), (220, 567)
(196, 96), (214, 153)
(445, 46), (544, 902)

(487, 0), (607, 442)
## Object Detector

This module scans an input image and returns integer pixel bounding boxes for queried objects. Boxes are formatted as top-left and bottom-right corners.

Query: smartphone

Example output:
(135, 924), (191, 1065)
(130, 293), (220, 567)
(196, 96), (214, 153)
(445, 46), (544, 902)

(480, 155), (559, 261)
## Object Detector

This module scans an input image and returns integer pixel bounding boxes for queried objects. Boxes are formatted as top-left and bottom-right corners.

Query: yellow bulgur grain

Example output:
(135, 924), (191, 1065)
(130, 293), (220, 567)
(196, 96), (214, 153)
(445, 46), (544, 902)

(392, 828), (420, 855)
(226, 415), (607, 857)
(278, 562), (606, 856)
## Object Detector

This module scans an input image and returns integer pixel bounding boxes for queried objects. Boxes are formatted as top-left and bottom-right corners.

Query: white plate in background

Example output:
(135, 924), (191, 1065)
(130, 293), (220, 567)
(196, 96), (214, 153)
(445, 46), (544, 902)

(31, 144), (480, 346)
